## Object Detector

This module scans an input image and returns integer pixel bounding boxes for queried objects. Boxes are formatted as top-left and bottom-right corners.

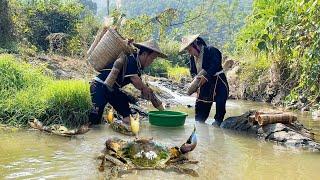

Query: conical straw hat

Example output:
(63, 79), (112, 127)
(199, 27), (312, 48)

(133, 39), (167, 58)
(179, 34), (200, 52)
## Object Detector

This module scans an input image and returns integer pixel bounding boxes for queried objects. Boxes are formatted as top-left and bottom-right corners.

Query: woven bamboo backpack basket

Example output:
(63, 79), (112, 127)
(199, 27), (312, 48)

(87, 28), (130, 71)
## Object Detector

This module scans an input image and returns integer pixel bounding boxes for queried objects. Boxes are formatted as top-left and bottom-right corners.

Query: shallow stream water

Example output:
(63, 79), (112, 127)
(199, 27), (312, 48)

(1, 99), (320, 179)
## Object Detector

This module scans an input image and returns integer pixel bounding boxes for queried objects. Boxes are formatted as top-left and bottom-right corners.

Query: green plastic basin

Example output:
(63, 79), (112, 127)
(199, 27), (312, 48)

(148, 110), (188, 127)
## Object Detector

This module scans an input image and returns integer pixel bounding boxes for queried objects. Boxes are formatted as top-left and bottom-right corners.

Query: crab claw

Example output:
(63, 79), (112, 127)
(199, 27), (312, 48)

(180, 125), (197, 154)
(105, 138), (123, 153)
(169, 147), (181, 159)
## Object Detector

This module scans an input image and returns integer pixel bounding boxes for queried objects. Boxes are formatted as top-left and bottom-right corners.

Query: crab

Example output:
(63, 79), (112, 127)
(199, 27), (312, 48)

(98, 127), (199, 178)
(28, 119), (89, 137)
(105, 108), (140, 136)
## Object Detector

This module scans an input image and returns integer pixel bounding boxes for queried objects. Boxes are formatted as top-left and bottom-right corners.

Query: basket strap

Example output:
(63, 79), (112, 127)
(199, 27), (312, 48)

(134, 52), (143, 75)
(121, 56), (129, 83)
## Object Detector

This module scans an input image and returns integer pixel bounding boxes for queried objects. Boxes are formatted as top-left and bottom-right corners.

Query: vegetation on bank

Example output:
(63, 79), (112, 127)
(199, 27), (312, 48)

(235, 0), (320, 109)
(1, 0), (319, 111)
(1, 0), (249, 78)
(0, 54), (91, 128)
(0, 0), (99, 57)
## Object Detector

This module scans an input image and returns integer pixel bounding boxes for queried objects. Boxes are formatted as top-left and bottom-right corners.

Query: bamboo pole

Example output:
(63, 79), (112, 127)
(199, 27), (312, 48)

(150, 93), (164, 110)
(255, 112), (297, 126)
(105, 54), (127, 89)
(187, 69), (207, 95)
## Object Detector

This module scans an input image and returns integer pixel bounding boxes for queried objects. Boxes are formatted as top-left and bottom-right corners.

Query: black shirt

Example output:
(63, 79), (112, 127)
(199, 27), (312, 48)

(97, 53), (142, 88)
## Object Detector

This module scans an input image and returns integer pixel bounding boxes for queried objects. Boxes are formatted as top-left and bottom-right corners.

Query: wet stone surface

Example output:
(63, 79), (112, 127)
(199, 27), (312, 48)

(221, 111), (320, 152)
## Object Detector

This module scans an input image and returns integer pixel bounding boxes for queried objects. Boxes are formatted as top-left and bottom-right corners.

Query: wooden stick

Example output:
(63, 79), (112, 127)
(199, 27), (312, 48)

(104, 154), (126, 166)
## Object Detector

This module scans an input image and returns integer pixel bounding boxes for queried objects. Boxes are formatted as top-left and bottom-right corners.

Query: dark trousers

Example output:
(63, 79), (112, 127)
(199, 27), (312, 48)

(195, 77), (228, 124)
(195, 99), (227, 123)
(89, 81), (131, 125)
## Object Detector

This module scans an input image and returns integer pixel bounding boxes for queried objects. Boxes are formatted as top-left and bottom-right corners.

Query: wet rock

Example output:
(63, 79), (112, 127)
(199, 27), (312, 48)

(129, 104), (148, 118)
(54, 69), (72, 79)
(165, 103), (171, 108)
(271, 89), (286, 105)
(221, 111), (320, 152)
(301, 106), (310, 112)
(299, 95), (308, 104)
(178, 84), (185, 89)
(312, 110), (320, 119)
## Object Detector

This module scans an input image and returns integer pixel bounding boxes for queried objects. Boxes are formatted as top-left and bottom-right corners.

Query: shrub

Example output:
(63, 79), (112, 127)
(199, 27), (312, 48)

(235, 0), (320, 104)
(146, 59), (172, 77)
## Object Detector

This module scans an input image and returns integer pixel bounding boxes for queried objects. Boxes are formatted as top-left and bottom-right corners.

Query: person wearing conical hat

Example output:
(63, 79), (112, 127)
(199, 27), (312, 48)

(179, 34), (229, 127)
(89, 39), (167, 127)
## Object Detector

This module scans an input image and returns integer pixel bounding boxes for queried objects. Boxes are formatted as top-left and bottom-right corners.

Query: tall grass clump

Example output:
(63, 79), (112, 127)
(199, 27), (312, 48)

(0, 54), (50, 99)
(41, 80), (91, 128)
(0, 54), (91, 128)
(0, 54), (51, 126)
(238, 53), (271, 86)
(0, 88), (48, 127)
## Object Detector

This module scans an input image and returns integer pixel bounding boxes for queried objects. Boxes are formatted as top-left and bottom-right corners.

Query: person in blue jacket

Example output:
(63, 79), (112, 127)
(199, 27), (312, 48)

(89, 40), (167, 126)
(179, 34), (229, 126)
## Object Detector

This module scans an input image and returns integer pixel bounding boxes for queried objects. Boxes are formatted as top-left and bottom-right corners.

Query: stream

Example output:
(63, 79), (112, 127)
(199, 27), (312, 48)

(1, 83), (320, 179)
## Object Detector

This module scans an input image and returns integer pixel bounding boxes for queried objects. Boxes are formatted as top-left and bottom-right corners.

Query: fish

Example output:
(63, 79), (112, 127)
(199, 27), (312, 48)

(180, 125), (197, 154)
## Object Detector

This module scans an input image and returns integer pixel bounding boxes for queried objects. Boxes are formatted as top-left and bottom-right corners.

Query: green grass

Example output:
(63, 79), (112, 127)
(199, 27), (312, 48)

(0, 54), (91, 128)
(41, 80), (91, 128)
(167, 66), (190, 82)
(238, 53), (271, 86)
(0, 54), (50, 99)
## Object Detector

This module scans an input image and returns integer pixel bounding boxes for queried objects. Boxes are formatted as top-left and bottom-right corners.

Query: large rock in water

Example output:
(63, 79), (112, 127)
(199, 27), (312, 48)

(221, 111), (320, 152)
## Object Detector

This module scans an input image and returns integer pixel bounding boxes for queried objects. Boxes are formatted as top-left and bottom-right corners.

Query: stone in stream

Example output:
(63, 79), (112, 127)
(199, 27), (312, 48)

(220, 111), (320, 152)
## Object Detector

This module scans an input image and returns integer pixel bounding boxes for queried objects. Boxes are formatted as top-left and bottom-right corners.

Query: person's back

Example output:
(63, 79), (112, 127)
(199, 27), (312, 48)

(95, 53), (142, 89)
(88, 39), (167, 129)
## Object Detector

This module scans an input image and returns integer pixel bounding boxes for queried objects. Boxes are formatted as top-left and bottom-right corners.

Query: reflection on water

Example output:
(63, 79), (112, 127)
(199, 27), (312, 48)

(0, 100), (320, 179)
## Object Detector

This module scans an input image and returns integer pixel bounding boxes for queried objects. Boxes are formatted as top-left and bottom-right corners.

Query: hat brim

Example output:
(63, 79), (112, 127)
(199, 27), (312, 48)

(133, 43), (168, 59)
(179, 34), (200, 53)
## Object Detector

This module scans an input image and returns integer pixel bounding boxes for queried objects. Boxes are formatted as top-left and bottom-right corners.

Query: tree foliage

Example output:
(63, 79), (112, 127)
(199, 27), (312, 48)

(236, 0), (320, 105)
(0, 0), (14, 48)
(6, 0), (99, 56)
(120, 0), (251, 52)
